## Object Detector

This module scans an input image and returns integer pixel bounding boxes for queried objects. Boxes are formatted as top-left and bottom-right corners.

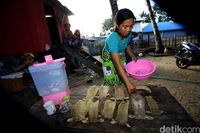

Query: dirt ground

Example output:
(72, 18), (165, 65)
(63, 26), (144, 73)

(134, 55), (200, 125)
(93, 55), (200, 125)
(125, 55), (200, 125)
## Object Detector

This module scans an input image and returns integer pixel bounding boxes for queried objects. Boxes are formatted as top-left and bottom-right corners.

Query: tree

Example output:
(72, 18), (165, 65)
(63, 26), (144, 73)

(140, 11), (151, 23)
(109, 0), (118, 19)
(100, 0), (118, 36)
(101, 18), (113, 36)
(145, 0), (164, 53)
(140, 3), (172, 23)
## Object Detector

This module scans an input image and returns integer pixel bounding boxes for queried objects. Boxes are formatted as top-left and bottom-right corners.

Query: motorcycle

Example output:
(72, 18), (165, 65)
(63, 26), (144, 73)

(175, 41), (200, 69)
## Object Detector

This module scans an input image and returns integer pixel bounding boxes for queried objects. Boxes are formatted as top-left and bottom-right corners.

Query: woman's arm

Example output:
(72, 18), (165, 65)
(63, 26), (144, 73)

(126, 45), (137, 61)
(13, 64), (27, 72)
(111, 53), (136, 94)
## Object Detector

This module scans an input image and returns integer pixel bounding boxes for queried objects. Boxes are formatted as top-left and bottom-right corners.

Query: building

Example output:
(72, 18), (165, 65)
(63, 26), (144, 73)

(142, 21), (188, 40)
(0, 0), (73, 56)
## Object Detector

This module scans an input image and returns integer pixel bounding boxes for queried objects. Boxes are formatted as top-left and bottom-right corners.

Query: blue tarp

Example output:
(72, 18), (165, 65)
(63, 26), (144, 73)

(142, 21), (186, 33)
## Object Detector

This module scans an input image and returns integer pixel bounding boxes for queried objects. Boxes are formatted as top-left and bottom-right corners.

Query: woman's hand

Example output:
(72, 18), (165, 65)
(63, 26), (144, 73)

(132, 56), (138, 62)
(126, 45), (138, 62)
(125, 80), (137, 94)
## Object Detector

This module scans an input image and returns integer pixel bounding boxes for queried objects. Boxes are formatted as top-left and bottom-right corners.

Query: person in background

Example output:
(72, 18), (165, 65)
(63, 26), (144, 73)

(14, 53), (34, 72)
(101, 8), (138, 94)
(63, 25), (83, 70)
(13, 53), (34, 84)
(63, 23), (74, 45)
(63, 23), (73, 40)
(73, 29), (83, 48)
(63, 24), (82, 49)
(73, 29), (81, 40)
(72, 29), (84, 68)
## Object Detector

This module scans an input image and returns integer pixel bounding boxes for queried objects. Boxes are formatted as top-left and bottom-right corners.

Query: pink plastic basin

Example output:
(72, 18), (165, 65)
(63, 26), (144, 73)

(125, 59), (156, 80)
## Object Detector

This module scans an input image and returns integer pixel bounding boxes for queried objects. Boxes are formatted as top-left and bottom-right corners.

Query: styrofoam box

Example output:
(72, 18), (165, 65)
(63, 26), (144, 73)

(29, 61), (68, 96)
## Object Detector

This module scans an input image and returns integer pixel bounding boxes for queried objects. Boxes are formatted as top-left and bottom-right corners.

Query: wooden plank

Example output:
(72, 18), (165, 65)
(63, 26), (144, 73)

(59, 44), (103, 77)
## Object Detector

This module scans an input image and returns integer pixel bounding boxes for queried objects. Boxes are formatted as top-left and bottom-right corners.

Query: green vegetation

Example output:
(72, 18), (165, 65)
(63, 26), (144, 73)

(139, 3), (172, 23)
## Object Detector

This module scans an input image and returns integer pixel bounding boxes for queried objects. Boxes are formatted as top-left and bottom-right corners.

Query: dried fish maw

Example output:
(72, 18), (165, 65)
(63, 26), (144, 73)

(114, 85), (125, 100)
(136, 85), (151, 94)
(85, 85), (99, 100)
(146, 96), (163, 116)
(85, 98), (93, 113)
(102, 98), (116, 119)
(115, 99), (129, 125)
(88, 99), (99, 123)
(98, 98), (105, 115)
(99, 85), (109, 98)
(74, 99), (88, 121)
(130, 93), (146, 119)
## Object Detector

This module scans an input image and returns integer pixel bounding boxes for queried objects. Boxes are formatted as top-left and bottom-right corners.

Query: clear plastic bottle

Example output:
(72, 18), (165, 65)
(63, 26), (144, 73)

(59, 96), (70, 113)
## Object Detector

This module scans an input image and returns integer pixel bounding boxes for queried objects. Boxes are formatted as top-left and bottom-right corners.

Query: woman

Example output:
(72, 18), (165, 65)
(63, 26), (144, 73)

(63, 23), (73, 40)
(73, 29), (81, 40)
(73, 29), (82, 48)
(102, 8), (137, 94)
(63, 23), (74, 46)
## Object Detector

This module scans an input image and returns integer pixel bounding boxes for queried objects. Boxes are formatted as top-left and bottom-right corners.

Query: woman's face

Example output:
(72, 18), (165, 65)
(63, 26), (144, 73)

(75, 31), (80, 36)
(118, 18), (134, 38)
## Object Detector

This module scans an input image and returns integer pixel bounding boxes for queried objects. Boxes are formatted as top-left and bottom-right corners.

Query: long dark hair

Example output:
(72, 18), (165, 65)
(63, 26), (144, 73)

(114, 8), (136, 31)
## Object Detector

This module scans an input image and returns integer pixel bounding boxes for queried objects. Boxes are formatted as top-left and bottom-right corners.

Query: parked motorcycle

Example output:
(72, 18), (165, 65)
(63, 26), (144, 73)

(175, 41), (200, 69)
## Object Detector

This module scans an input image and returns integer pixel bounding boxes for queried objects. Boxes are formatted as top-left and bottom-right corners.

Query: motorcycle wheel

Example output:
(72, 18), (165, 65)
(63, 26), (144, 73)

(176, 59), (189, 69)
(175, 50), (191, 69)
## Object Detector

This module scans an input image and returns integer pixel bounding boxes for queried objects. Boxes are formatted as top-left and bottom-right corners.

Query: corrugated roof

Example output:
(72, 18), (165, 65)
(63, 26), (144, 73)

(142, 21), (186, 33)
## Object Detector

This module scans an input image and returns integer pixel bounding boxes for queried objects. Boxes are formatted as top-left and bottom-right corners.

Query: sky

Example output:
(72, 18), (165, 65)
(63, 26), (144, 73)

(59, 0), (148, 37)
